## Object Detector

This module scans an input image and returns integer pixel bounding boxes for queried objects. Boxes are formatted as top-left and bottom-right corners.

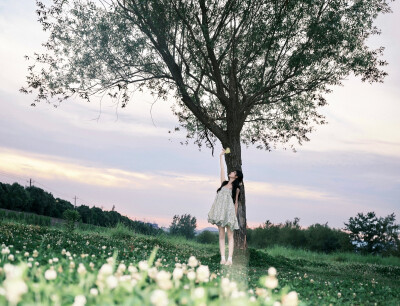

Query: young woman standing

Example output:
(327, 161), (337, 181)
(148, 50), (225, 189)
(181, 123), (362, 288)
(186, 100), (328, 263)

(207, 148), (243, 266)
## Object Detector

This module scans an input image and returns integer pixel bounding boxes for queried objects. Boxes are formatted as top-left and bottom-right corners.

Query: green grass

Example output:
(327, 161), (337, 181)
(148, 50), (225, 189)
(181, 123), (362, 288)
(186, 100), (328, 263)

(261, 245), (400, 267)
(1, 217), (400, 305)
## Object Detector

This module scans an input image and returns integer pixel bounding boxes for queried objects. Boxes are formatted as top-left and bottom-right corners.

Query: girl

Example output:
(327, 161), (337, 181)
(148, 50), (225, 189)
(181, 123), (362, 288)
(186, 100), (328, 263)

(207, 148), (243, 266)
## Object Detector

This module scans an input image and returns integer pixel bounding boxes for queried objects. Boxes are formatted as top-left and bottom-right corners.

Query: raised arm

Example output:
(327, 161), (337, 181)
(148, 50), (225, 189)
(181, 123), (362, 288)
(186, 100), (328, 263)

(220, 149), (226, 184)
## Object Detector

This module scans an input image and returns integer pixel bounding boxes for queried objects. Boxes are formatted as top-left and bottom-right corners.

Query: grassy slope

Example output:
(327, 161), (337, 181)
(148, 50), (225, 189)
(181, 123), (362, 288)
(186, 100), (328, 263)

(1, 220), (400, 305)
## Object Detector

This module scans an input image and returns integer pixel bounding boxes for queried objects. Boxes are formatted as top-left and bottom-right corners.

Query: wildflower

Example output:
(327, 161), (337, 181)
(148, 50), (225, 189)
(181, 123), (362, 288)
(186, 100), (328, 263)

(188, 256), (198, 268)
(33, 250), (39, 257)
(150, 289), (168, 306)
(72, 295), (86, 306)
(77, 264), (87, 275)
(102, 246), (106, 250)
(138, 260), (149, 271)
(193, 287), (205, 299)
(24, 252), (29, 257)
(128, 265), (138, 274)
(148, 267), (158, 279)
(268, 267), (277, 277)
(8, 254), (14, 262)
(89, 262), (95, 270)
(250, 296), (257, 302)
(106, 257), (114, 265)
(45, 267), (57, 280)
(282, 291), (298, 306)
(99, 264), (113, 276)
(61, 249), (66, 255)
(3, 264), (28, 304)
(265, 276), (278, 289)
(156, 271), (172, 290)
(90, 288), (98, 296)
(106, 275), (118, 289)
(310, 279), (314, 283)
(173, 267), (183, 280)
(187, 271), (196, 281)
(196, 265), (210, 283)
(338, 292), (342, 298)
(69, 261), (75, 269)
(117, 263), (126, 273)
(53, 258), (59, 263)
(1, 247), (10, 255)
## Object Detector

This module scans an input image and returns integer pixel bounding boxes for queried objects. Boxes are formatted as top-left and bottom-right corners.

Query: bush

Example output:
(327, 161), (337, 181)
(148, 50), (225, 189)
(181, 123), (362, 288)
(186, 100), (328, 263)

(196, 230), (219, 244)
(63, 209), (81, 233)
(110, 222), (135, 240)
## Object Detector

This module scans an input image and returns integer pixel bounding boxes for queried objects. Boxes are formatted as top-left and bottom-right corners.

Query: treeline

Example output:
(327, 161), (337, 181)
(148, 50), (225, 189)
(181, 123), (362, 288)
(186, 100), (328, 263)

(0, 182), (161, 235)
(247, 218), (353, 253)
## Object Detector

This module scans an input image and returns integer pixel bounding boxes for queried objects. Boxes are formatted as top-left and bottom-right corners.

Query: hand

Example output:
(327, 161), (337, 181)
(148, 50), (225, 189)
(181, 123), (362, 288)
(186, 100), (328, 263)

(220, 149), (226, 156)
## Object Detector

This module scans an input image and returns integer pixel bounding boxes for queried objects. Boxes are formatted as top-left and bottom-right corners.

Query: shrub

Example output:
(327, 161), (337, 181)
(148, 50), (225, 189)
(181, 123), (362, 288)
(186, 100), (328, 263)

(196, 230), (219, 244)
(63, 209), (81, 233)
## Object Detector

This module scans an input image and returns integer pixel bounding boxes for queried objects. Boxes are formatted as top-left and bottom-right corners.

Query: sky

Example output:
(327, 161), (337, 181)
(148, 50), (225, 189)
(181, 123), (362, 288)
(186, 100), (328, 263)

(0, 0), (399, 230)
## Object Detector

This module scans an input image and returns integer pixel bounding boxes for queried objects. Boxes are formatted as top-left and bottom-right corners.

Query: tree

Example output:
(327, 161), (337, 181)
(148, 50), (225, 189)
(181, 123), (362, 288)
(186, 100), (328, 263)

(344, 212), (400, 255)
(21, 0), (394, 250)
(170, 213), (197, 239)
(63, 209), (81, 233)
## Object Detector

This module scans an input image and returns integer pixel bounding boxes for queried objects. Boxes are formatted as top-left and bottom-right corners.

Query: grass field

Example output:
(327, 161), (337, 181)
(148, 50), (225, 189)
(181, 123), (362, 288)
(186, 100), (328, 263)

(0, 219), (399, 305)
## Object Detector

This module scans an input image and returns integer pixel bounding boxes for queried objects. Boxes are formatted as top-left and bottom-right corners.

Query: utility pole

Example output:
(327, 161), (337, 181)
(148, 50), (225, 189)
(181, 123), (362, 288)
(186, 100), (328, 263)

(29, 178), (34, 187)
(74, 196), (77, 209)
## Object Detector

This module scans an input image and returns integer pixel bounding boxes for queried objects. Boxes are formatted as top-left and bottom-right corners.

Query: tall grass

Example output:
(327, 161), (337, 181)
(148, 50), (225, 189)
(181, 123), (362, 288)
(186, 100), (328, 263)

(261, 245), (400, 266)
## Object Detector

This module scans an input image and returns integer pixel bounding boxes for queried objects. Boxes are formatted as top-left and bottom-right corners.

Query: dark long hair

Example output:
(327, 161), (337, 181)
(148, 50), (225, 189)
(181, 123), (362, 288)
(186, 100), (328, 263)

(216, 170), (244, 202)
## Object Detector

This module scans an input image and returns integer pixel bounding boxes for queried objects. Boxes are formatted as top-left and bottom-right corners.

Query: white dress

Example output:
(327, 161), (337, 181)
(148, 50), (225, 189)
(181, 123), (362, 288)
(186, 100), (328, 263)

(207, 185), (240, 230)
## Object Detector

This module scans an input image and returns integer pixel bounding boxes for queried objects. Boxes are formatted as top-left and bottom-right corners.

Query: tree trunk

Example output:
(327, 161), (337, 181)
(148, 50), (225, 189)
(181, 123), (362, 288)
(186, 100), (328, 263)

(224, 135), (248, 251)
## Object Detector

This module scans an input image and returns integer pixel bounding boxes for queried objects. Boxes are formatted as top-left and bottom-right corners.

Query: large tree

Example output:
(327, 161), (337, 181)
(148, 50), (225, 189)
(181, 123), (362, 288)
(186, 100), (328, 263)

(22, 0), (393, 250)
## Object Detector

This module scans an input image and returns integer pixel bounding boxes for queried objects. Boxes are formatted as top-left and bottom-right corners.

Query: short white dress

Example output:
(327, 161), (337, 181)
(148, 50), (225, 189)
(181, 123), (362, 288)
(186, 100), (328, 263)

(207, 185), (240, 230)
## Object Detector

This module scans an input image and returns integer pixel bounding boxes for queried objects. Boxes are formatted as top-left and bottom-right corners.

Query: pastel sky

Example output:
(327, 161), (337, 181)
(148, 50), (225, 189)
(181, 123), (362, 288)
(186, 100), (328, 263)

(0, 1), (399, 230)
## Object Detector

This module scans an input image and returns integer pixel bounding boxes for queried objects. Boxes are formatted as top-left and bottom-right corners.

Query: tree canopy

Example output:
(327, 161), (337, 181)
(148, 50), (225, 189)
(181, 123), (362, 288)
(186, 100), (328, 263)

(21, 0), (392, 154)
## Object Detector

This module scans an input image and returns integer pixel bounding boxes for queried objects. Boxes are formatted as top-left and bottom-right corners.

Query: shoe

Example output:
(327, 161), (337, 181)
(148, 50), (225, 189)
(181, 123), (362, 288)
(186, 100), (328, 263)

(220, 258), (226, 264)
(225, 259), (233, 266)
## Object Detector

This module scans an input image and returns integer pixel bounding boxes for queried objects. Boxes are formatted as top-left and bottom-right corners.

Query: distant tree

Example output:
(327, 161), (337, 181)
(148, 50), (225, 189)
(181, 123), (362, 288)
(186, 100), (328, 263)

(7, 183), (31, 212)
(63, 209), (81, 233)
(170, 214), (197, 239)
(344, 212), (400, 255)
(26, 186), (55, 216)
(77, 205), (92, 223)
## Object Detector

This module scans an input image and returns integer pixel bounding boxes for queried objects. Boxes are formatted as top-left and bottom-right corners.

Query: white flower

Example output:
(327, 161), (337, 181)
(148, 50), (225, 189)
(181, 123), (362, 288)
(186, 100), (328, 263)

(28, 257), (33, 262)
(268, 267), (277, 277)
(106, 257), (114, 265)
(282, 291), (298, 306)
(193, 287), (205, 299)
(150, 289), (169, 306)
(188, 256), (198, 268)
(53, 258), (59, 263)
(8, 254), (14, 261)
(265, 276), (278, 289)
(187, 271), (196, 281)
(33, 250), (39, 257)
(45, 268), (57, 280)
(89, 262), (95, 269)
(61, 249), (66, 255)
(99, 264), (113, 276)
(3, 264), (28, 304)
(173, 267), (183, 280)
(102, 246), (106, 250)
(337, 292), (342, 298)
(77, 264), (87, 275)
(106, 275), (118, 289)
(90, 288), (98, 296)
(69, 261), (75, 269)
(138, 260), (149, 271)
(148, 267), (158, 279)
(196, 265), (210, 283)
(250, 296), (256, 302)
(72, 295), (87, 306)
(128, 265), (138, 274)
(48, 259), (53, 264)
(156, 271), (172, 290)
(1, 247), (10, 255)
(24, 252), (29, 257)
(117, 263), (126, 273)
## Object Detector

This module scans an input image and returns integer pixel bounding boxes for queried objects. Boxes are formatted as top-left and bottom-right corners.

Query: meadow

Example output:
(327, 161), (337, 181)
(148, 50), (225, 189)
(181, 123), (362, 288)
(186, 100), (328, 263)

(0, 218), (399, 305)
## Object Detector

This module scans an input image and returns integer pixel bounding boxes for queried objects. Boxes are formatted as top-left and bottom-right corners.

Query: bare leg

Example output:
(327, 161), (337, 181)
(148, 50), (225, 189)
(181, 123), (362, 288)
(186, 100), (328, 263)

(218, 225), (226, 261)
(226, 226), (234, 261)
